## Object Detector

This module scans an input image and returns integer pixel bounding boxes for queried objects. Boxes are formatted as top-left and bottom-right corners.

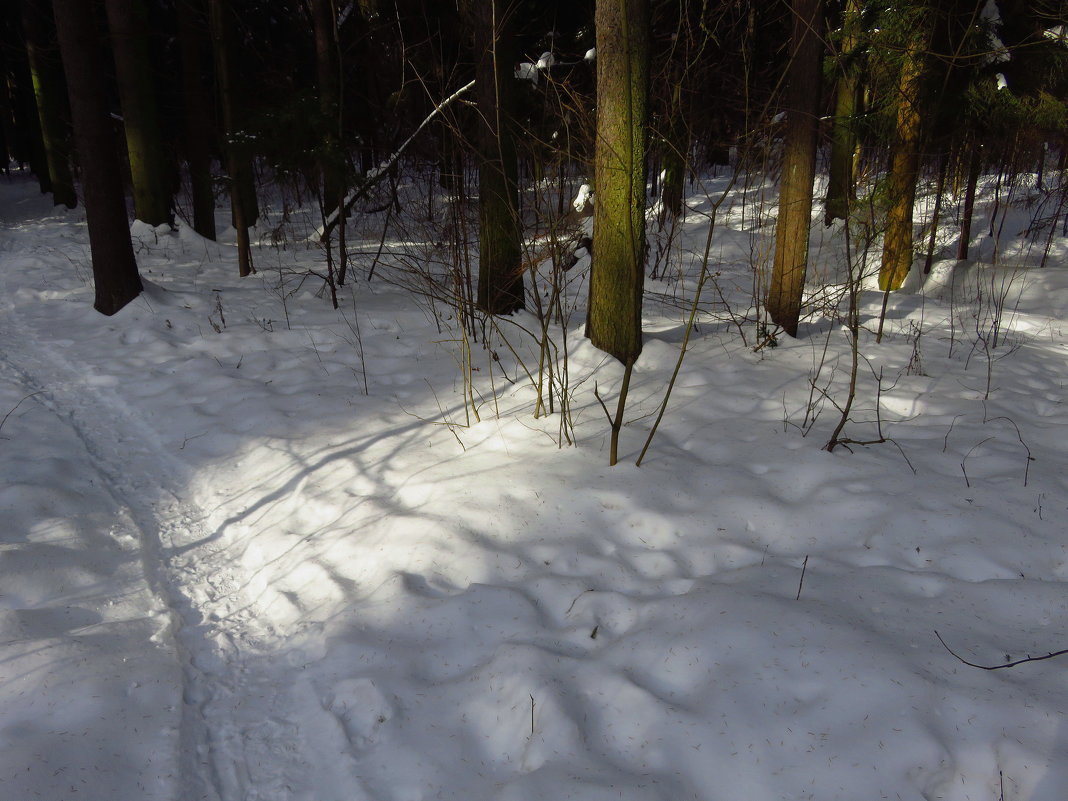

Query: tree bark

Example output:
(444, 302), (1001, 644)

(51, 0), (143, 315)
(310, 0), (343, 218)
(766, 0), (825, 337)
(474, 0), (524, 315)
(19, 0), (76, 208)
(957, 142), (981, 260)
(659, 82), (687, 223)
(176, 0), (217, 240)
(879, 31), (927, 291)
(824, 0), (862, 225)
(104, 0), (172, 226)
(588, 0), (649, 364)
(7, 35), (51, 193)
(208, 0), (253, 276)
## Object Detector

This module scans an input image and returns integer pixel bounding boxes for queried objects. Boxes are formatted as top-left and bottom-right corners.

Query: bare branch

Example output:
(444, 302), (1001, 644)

(316, 79), (476, 242)
(935, 630), (1068, 671)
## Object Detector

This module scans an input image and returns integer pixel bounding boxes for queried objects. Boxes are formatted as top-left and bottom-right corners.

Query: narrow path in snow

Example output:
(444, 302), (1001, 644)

(0, 199), (215, 798)
(0, 192), (308, 800)
(0, 185), (373, 800)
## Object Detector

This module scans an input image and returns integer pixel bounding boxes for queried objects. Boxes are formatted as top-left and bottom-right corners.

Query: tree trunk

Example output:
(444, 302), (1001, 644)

(957, 143), (981, 261)
(7, 38), (51, 193)
(310, 0), (343, 218)
(474, 0), (524, 315)
(176, 0), (217, 240)
(104, 0), (172, 226)
(766, 0), (825, 337)
(588, 0), (649, 365)
(208, 0), (253, 276)
(922, 148), (949, 273)
(824, 0), (862, 225)
(879, 33), (927, 291)
(19, 0), (76, 208)
(52, 0), (143, 315)
(659, 82), (687, 224)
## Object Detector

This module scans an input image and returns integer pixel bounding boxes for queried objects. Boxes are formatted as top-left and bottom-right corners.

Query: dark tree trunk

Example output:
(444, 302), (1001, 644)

(19, 0), (76, 208)
(957, 143), (981, 261)
(208, 0), (253, 276)
(824, 0), (862, 225)
(52, 0), (143, 315)
(923, 149), (949, 273)
(310, 0), (343, 218)
(880, 34), (927, 291)
(473, 0), (524, 315)
(766, 0), (825, 337)
(7, 39), (51, 192)
(0, 44), (14, 170)
(176, 0), (217, 240)
(104, 0), (172, 226)
(659, 82), (687, 224)
(589, 0), (649, 364)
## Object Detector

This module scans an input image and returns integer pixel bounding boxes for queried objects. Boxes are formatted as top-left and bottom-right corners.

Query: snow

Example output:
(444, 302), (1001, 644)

(516, 62), (539, 86)
(2, 165), (1068, 801)
(573, 183), (593, 213)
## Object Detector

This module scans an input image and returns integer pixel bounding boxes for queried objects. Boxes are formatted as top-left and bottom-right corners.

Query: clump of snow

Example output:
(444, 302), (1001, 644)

(536, 51), (556, 70)
(573, 182), (593, 213)
(516, 62), (538, 86)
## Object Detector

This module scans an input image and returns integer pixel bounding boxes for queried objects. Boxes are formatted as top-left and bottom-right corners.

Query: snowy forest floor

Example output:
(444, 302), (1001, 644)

(2, 167), (1068, 801)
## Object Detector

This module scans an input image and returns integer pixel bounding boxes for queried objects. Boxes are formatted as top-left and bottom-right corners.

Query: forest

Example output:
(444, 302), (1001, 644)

(2, 1), (1068, 800)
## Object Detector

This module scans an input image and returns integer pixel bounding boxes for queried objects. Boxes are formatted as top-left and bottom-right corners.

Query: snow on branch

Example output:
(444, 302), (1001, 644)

(316, 79), (476, 243)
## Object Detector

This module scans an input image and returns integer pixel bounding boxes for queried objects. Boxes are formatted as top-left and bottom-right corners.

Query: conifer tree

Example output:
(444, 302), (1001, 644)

(19, 0), (75, 208)
(473, 0), (524, 315)
(51, 0), (143, 315)
(824, 0), (864, 226)
(766, 0), (825, 337)
(104, 0), (173, 226)
(176, 0), (217, 240)
(209, 0), (254, 276)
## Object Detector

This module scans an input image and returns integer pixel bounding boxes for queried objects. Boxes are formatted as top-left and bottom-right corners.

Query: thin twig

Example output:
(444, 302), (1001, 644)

(0, 391), (43, 436)
(795, 555), (809, 600)
(935, 630), (1068, 670)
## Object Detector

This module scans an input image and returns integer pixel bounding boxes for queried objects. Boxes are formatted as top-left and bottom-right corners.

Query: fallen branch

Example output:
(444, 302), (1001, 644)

(316, 79), (476, 243)
(935, 630), (1068, 670)
(0, 391), (43, 436)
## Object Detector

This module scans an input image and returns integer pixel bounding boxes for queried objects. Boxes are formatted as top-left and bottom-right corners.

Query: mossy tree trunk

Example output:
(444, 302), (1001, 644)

(588, 0), (649, 365)
(879, 27), (928, 291)
(19, 0), (76, 208)
(824, 0), (862, 226)
(51, 0), (143, 315)
(104, 0), (172, 226)
(473, 0), (524, 316)
(7, 29), (52, 193)
(766, 0), (825, 337)
(176, 0), (217, 240)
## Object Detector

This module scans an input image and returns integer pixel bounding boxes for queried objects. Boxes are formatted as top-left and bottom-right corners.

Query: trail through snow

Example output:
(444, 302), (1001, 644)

(0, 184), (356, 801)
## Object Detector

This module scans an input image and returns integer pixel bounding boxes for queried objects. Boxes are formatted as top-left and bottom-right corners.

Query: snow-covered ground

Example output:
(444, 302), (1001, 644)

(1, 167), (1067, 801)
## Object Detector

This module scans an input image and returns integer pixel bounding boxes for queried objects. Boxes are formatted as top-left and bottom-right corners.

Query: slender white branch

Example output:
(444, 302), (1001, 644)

(316, 79), (476, 242)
